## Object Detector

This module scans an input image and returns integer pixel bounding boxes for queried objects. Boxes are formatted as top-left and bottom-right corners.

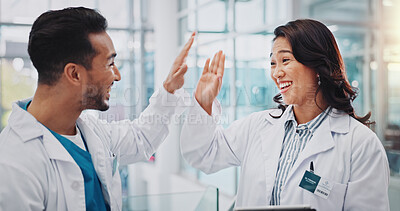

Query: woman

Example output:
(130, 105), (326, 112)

(180, 19), (390, 210)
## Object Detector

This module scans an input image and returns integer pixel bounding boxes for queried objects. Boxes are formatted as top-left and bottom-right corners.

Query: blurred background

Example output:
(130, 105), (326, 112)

(0, 0), (399, 210)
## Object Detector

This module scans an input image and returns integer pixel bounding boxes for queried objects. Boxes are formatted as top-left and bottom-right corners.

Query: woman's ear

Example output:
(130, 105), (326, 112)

(64, 63), (82, 85)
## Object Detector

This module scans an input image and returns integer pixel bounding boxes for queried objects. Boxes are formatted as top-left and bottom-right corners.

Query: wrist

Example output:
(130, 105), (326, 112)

(163, 81), (175, 94)
(195, 94), (212, 115)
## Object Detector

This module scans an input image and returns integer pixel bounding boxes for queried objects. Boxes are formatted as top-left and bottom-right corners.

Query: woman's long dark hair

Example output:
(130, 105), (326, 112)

(271, 19), (371, 125)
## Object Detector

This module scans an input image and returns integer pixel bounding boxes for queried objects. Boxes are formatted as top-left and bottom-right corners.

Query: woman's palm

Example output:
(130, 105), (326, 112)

(195, 51), (225, 115)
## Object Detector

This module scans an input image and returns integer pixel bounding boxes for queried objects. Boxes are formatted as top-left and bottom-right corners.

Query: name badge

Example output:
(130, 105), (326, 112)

(299, 170), (332, 199)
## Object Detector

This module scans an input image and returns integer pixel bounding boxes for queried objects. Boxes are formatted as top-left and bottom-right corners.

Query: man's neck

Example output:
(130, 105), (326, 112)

(27, 85), (82, 135)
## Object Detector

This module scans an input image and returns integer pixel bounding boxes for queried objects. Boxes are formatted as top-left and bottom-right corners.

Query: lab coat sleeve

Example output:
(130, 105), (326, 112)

(0, 163), (45, 211)
(94, 87), (191, 165)
(180, 97), (255, 174)
(343, 126), (390, 211)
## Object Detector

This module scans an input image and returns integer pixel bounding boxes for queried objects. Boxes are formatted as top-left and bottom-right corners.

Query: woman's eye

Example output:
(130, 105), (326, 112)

(283, 59), (289, 63)
(109, 62), (115, 67)
(270, 62), (276, 66)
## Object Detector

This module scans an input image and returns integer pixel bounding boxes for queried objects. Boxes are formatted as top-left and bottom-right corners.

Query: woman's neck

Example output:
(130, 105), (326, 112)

(292, 94), (328, 124)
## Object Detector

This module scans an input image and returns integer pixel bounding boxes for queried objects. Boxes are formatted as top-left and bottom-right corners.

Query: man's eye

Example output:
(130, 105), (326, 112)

(283, 59), (289, 63)
(109, 62), (115, 67)
(270, 62), (276, 66)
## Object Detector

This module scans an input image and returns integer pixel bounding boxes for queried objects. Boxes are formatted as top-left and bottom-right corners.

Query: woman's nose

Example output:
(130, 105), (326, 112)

(272, 66), (284, 79)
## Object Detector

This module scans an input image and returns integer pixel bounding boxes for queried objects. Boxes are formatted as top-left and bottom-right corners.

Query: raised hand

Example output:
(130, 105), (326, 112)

(163, 32), (196, 94)
(195, 50), (225, 115)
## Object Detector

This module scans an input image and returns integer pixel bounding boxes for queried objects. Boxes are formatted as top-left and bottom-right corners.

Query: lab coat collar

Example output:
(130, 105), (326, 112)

(11, 99), (110, 183)
(329, 108), (350, 134)
(9, 99), (43, 142)
(264, 105), (293, 126)
(9, 99), (76, 163)
(264, 105), (350, 134)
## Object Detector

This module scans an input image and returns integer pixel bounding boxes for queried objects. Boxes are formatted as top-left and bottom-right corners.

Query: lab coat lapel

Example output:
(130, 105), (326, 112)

(290, 118), (334, 172)
(42, 129), (77, 163)
(285, 109), (349, 181)
(76, 118), (112, 200)
(261, 108), (290, 198)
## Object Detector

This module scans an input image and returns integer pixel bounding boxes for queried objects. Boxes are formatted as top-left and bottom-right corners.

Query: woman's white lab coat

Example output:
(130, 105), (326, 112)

(0, 88), (188, 211)
(180, 100), (390, 211)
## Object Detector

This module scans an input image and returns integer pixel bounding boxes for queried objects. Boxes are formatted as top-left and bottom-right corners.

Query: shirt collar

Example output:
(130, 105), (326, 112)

(283, 107), (296, 129)
(307, 107), (332, 133)
(284, 106), (332, 134)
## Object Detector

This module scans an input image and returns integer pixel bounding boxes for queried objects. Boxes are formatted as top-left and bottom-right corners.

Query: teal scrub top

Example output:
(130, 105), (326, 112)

(23, 102), (109, 211)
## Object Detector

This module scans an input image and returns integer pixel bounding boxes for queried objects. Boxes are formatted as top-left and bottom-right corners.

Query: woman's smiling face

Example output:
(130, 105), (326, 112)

(270, 37), (319, 107)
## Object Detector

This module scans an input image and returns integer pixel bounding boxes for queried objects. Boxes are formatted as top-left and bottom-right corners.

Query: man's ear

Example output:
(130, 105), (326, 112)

(64, 63), (83, 85)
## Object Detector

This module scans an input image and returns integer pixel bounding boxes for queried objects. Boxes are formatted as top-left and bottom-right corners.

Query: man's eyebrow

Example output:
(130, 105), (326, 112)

(269, 50), (293, 58)
(108, 53), (117, 60)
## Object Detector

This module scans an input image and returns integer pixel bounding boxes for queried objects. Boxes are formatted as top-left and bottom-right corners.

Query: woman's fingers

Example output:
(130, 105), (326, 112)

(217, 53), (225, 78)
(209, 52), (218, 73)
(211, 51), (221, 74)
(202, 58), (211, 75)
(203, 50), (224, 76)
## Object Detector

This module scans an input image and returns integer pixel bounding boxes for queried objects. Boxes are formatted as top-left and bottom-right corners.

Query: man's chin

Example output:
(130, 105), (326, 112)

(98, 105), (109, 111)
(98, 101), (110, 111)
(84, 101), (109, 111)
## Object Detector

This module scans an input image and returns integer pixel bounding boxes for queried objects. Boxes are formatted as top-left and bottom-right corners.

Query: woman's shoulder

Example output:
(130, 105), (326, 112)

(347, 116), (378, 139)
(346, 116), (385, 153)
(329, 108), (377, 139)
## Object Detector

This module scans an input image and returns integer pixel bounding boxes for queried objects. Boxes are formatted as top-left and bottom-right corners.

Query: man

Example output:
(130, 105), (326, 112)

(0, 7), (194, 211)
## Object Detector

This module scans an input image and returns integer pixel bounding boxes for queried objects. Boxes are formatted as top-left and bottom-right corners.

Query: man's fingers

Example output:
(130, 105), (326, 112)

(174, 32), (196, 67)
(217, 53), (225, 78)
(202, 58), (210, 75)
(175, 64), (188, 77)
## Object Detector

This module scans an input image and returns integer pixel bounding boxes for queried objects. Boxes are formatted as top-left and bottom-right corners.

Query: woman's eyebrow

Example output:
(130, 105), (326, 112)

(270, 50), (293, 58)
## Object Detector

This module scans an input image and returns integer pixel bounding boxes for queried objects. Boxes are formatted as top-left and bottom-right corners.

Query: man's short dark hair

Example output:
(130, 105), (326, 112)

(28, 7), (108, 85)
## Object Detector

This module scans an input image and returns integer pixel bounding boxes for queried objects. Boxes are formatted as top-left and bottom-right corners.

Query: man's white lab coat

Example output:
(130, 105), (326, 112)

(0, 88), (188, 211)
(181, 100), (390, 211)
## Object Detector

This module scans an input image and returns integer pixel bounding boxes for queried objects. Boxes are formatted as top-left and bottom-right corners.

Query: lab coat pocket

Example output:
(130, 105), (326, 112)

(106, 154), (119, 178)
(310, 181), (347, 210)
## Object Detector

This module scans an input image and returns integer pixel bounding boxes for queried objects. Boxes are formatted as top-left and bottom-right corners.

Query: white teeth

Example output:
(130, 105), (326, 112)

(279, 82), (292, 89)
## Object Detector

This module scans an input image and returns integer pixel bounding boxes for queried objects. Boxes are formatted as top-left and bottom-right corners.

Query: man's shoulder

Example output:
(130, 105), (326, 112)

(0, 126), (48, 168)
(0, 125), (23, 146)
